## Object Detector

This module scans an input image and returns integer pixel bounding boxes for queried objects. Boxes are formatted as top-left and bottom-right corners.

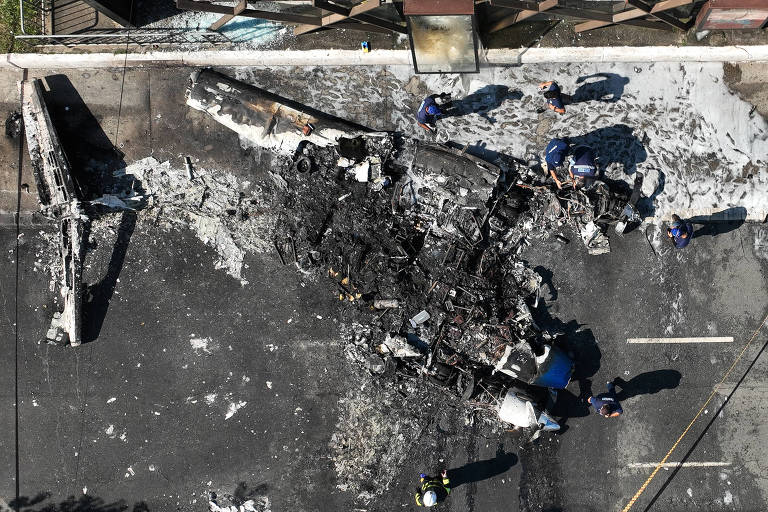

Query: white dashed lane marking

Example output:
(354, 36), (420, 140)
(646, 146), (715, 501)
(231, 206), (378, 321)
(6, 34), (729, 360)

(627, 462), (731, 469)
(627, 337), (733, 344)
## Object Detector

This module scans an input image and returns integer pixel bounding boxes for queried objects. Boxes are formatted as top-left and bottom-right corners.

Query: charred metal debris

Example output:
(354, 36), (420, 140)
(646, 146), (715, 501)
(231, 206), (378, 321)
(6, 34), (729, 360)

(271, 133), (578, 428)
(21, 79), (85, 347)
(186, 70), (646, 432)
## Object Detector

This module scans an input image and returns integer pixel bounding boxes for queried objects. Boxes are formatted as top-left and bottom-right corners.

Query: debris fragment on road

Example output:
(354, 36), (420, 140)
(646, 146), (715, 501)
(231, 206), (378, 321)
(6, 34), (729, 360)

(186, 69), (370, 154)
(21, 79), (85, 346)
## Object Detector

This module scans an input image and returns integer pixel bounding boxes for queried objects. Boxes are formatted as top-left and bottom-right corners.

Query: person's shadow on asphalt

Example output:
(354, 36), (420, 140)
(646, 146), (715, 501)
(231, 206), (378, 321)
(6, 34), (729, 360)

(690, 207), (747, 240)
(613, 370), (682, 401)
(550, 381), (592, 434)
(448, 451), (519, 488)
(529, 303), (601, 434)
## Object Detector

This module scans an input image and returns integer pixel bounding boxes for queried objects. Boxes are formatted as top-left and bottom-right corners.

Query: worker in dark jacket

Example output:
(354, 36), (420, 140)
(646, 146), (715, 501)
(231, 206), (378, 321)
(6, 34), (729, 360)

(417, 93), (452, 132)
(543, 138), (570, 189)
(588, 381), (623, 418)
(667, 214), (693, 249)
(415, 470), (450, 507)
(539, 81), (566, 114)
(568, 145), (597, 187)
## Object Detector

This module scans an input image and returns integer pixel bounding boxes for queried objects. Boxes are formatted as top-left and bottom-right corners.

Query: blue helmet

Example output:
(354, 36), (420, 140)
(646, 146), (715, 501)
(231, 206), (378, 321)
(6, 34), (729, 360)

(426, 105), (440, 115)
(669, 220), (683, 237)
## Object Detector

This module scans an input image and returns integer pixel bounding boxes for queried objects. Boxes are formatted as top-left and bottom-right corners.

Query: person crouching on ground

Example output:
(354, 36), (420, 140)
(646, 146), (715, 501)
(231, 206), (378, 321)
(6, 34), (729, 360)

(538, 81), (566, 114)
(543, 137), (570, 190)
(667, 214), (693, 249)
(567, 145), (597, 188)
(417, 93), (452, 133)
(588, 381), (623, 418)
(415, 470), (450, 507)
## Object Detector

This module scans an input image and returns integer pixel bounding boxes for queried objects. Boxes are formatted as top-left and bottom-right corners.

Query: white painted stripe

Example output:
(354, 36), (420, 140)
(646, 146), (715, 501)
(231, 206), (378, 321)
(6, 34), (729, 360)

(628, 462), (731, 469)
(4, 45), (768, 69)
(627, 337), (733, 344)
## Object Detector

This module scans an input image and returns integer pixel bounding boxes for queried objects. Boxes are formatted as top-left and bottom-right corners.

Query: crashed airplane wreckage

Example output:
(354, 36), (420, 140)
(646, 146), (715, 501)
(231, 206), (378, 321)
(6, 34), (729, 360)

(21, 79), (84, 346)
(186, 69), (371, 154)
(186, 70), (648, 432)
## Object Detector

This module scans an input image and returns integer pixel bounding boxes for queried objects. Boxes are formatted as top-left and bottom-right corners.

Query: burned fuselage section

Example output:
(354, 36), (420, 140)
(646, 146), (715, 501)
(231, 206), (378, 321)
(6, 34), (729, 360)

(184, 70), (582, 431)
(21, 79), (84, 346)
(186, 69), (371, 154)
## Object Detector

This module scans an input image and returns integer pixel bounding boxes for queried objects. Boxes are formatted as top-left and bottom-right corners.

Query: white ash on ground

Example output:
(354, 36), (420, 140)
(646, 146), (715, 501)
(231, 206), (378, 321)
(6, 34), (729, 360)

(334, 322), (509, 502)
(330, 380), (428, 502)
(31, 228), (61, 291)
(207, 491), (270, 512)
(101, 157), (278, 284)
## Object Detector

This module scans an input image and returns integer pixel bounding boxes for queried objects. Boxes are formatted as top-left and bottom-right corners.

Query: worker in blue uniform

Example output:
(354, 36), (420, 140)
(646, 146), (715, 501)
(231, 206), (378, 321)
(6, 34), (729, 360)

(539, 81), (566, 114)
(543, 138), (570, 189)
(667, 214), (693, 248)
(417, 93), (452, 132)
(588, 381), (624, 418)
(568, 145), (597, 188)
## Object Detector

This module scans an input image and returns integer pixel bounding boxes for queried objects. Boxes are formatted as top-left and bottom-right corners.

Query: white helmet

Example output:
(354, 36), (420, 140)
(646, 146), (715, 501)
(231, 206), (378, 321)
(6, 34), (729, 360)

(423, 490), (437, 507)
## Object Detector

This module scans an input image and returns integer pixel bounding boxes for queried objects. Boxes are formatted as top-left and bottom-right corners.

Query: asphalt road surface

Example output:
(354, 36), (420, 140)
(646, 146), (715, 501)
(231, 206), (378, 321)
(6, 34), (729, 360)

(2, 64), (768, 512)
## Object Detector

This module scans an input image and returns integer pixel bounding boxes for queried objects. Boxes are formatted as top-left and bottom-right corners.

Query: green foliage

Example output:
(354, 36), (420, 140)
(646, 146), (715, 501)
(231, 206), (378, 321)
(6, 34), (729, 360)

(0, 0), (20, 52)
(0, 0), (37, 53)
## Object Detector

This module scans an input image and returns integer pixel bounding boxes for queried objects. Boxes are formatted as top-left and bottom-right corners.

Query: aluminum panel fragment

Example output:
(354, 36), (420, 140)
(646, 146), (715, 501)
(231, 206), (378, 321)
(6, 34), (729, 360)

(21, 79), (84, 347)
(186, 69), (370, 154)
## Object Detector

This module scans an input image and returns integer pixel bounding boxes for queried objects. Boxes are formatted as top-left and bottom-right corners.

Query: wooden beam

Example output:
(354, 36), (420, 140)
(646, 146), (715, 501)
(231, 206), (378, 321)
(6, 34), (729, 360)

(651, 0), (693, 12)
(621, 18), (674, 30)
(614, 8), (645, 23)
(331, 21), (394, 33)
(177, 0), (322, 25)
(313, 0), (351, 16)
(177, 0), (231, 15)
(323, 0), (381, 25)
(626, 0), (691, 30)
(241, 9), (322, 24)
(574, 19), (612, 32)
(489, 11), (527, 32)
(295, 0), (395, 35)
(576, 16), (675, 32)
(575, 0), (692, 32)
(548, 7), (614, 22)
(488, 0), (556, 32)
(352, 13), (408, 33)
(295, 0), (377, 33)
(490, 0), (543, 10)
(209, 0), (246, 31)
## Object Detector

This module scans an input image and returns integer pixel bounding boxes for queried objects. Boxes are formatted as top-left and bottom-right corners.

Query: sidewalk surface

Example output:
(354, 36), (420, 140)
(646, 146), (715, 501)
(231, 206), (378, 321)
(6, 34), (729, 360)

(5, 45), (768, 69)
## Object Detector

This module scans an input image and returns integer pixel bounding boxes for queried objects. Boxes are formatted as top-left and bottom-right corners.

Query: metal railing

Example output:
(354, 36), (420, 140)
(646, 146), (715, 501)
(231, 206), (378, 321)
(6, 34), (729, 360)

(15, 28), (233, 46)
(19, 0), (50, 35)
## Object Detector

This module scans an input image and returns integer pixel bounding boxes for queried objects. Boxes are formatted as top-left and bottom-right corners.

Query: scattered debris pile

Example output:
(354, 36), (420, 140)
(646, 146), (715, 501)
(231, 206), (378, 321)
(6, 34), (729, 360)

(273, 133), (546, 367)
(97, 157), (276, 284)
(264, 133), (584, 499)
(514, 172), (644, 255)
(181, 71), (646, 499)
(208, 489), (270, 512)
(21, 79), (85, 346)
(330, 366), (427, 501)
